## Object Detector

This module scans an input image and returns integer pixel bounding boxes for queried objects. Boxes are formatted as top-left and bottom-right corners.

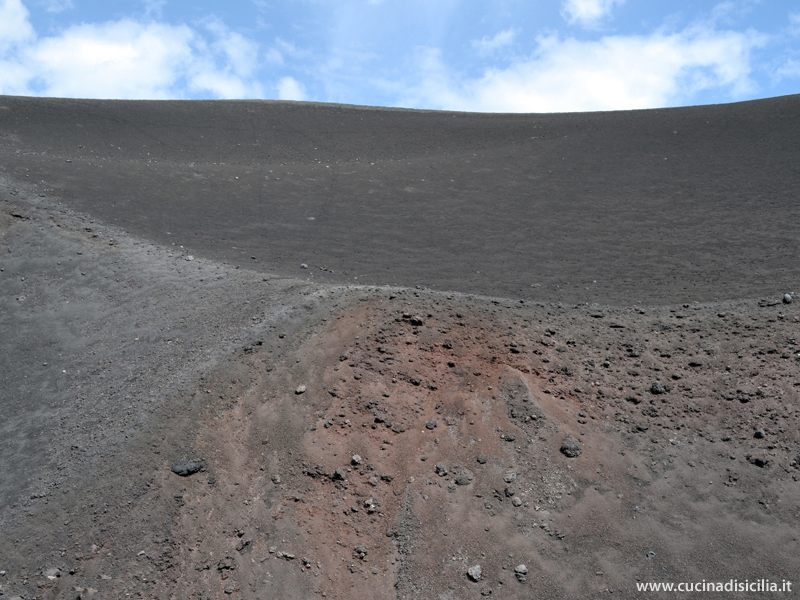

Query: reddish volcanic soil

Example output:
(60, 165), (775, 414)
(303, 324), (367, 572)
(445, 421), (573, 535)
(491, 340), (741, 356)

(147, 297), (800, 600)
(11, 278), (797, 600)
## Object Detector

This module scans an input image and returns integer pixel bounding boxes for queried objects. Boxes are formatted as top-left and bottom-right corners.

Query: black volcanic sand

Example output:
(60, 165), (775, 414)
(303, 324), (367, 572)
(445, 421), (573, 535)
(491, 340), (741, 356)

(2, 95), (800, 304)
(0, 96), (799, 600)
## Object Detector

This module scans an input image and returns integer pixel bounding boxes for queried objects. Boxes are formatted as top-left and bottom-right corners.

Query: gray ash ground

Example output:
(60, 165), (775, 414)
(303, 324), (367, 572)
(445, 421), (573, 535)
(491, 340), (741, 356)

(2, 95), (800, 599)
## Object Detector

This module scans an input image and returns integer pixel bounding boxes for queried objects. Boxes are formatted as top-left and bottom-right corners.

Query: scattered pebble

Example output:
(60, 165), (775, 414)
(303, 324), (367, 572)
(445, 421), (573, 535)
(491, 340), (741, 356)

(468, 565), (482, 582)
(747, 455), (770, 468)
(295, 384), (307, 394)
(402, 313), (425, 326)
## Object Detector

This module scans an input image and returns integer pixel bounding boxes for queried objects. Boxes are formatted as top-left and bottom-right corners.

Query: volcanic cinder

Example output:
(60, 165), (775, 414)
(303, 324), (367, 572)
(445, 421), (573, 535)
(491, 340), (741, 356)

(1, 95), (799, 600)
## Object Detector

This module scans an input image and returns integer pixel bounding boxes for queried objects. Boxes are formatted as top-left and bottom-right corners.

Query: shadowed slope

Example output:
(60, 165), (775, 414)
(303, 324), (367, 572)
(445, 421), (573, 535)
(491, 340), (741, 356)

(1, 94), (799, 304)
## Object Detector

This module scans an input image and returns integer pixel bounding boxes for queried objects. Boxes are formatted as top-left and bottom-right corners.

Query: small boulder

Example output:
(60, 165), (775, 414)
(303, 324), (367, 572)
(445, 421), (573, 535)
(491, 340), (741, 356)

(467, 565), (482, 582)
(560, 437), (582, 458)
(172, 460), (204, 477)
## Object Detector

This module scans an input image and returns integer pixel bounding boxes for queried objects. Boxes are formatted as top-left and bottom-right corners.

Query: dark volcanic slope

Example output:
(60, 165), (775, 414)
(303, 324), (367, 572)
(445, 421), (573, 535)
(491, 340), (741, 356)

(1, 94), (800, 304)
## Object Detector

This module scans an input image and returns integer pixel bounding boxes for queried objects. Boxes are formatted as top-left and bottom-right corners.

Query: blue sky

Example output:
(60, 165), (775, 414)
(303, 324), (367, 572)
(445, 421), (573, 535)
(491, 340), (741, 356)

(0, 0), (798, 111)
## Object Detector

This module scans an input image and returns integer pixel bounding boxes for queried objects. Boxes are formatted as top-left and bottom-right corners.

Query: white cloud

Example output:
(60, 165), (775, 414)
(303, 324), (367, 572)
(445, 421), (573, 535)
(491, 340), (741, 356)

(0, 58), (32, 95)
(0, 6), (267, 99)
(142, 0), (166, 19)
(561, 0), (624, 28)
(472, 28), (517, 56)
(276, 76), (307, 100)
(265, 47), (283, 65)
(274, 37), (303, 58)
(189, 69), (263, 99)
(773, 58), (800, 81)
(201, 20), (260, 78)
(0, 0), (35, 94)
(43, 0), (74, 13)
(789, 12), (800, 36)
(263, 38), (311, 70)
(25, 20), (195, 99)
(0, 0), (35, 53)
(400, 25), (767, 113)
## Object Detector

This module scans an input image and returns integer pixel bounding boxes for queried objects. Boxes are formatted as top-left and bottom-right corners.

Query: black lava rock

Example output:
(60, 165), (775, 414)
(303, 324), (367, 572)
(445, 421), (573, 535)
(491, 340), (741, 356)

(171, 460), (204, 477)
